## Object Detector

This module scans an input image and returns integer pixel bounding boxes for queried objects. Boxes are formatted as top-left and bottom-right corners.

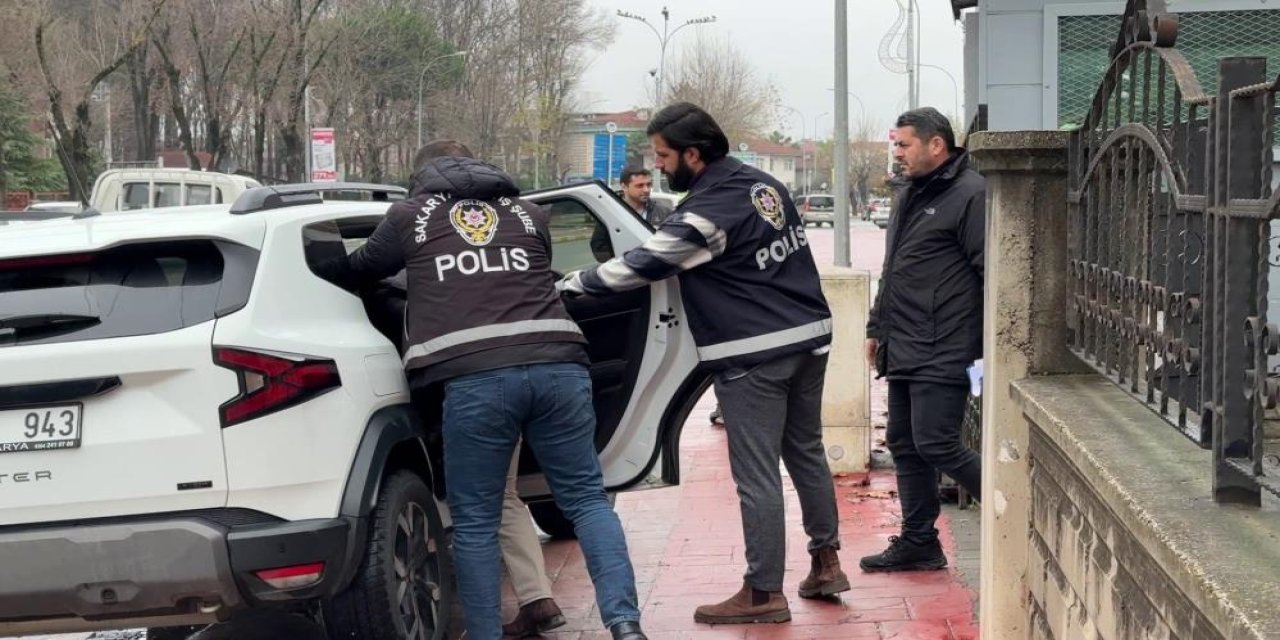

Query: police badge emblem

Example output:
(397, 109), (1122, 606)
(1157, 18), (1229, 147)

(449, 199), (500, 246)
(750, 183), (786, 230)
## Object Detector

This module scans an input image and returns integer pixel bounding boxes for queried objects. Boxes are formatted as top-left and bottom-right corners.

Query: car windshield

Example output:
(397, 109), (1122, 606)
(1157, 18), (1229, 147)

(807, 197), (834, 209)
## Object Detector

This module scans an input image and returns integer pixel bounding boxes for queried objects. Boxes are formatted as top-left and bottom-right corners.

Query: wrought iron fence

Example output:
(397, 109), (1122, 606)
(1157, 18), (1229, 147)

(1066, 0), (1280, 505)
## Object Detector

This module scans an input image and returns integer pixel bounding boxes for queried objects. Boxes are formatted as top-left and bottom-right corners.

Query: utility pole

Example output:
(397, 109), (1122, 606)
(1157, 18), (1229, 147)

(907, 0), (917, 109)
(834, 0), (851, 267)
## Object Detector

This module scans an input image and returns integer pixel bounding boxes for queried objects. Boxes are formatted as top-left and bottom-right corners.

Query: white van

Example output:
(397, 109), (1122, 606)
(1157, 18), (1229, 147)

(89, 169), (262, 213)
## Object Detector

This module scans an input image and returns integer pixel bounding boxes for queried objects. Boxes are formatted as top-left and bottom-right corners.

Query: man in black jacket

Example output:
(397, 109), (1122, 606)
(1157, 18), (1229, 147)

(861, 107), (985, 573)
(560, 103), (848, 625)
(339, 141), (647, 640)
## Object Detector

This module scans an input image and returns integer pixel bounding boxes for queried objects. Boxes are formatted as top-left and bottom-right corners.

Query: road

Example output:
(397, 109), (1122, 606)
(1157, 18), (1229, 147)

(4, 221), (890, 640)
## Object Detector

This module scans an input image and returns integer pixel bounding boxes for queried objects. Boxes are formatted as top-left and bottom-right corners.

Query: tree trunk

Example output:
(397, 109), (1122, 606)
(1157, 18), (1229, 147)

(253, 109), (268, 180)
(153, 35), (202, 170)
(128, 47), (157, 162)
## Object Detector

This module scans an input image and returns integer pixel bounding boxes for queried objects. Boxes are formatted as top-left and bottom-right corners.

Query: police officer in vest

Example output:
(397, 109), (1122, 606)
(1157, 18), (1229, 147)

(341, 140), (647, 640)
(560, 103), (849, 625)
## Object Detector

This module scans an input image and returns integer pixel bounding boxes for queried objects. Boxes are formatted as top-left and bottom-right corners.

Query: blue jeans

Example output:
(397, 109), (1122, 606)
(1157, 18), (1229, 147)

(442, 362), (639, 639)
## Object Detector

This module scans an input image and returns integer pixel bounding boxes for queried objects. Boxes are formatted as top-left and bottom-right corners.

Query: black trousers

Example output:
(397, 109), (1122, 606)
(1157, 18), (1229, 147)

(886, 380), (982, 544)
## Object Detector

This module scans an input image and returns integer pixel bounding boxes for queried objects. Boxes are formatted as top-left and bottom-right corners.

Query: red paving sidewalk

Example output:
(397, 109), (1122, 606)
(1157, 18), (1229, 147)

(510, 390), (979, 640)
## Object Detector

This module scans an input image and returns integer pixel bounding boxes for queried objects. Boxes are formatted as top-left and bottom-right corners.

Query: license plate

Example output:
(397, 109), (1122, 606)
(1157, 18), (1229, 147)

(0, 404), (82, 454)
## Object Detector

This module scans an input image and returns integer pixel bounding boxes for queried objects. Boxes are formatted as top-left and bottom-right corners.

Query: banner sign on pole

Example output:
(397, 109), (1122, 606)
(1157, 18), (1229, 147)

(310, 128), (337, 182)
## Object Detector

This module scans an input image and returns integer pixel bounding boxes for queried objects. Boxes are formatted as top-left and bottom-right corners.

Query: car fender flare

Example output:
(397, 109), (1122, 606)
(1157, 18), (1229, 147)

(339, 403), (436, 519)
(331, 403), (437, 592)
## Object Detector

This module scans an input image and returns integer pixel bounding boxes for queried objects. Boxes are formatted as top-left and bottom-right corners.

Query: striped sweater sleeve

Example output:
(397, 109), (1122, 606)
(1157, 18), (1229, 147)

(559, 211), (728, 296)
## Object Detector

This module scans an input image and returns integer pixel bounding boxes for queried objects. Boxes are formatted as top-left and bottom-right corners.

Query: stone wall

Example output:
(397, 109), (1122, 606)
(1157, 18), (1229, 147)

(1027, 428), (1224, 640)
(976, 130), (1280, 640)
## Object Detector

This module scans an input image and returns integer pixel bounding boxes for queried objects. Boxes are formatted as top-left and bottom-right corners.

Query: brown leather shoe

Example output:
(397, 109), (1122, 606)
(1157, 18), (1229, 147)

(693, 583), (790, 625)
(798, 547), (851, 599)
(502, 598), (566, 638)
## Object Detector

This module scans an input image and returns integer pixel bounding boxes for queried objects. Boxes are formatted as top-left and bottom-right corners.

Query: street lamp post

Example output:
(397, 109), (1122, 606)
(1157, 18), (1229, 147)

(918, 62), (962, 121)
(826, 88), (868, 124)
(618, 7), (716, 108)
(416, 50), (469, 149)
(811, 113), (829, 193)
(834, 0), (851, 268)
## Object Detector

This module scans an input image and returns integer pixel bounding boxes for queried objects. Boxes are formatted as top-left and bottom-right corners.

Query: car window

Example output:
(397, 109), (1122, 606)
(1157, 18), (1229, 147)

(187, 184), (214, 205)
(810, 196), (835, 209)
(0, 241), (242, 347)
(155, 182), (182, 207)
(542, 198), (611, 273)
(301, 217), (385, 284)
(122, 182), (151, 210)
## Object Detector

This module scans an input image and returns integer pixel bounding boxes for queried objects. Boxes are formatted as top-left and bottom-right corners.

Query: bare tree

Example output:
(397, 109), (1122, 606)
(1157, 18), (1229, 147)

(848, 116), (885, 208)
(507, 0), (613, 185)
(32, 0), (165, 201)
(150, 19), (201, 169)
(278, 0), (340, 181)
(662, 33), (778, 141)
(3, 0), (619, 189)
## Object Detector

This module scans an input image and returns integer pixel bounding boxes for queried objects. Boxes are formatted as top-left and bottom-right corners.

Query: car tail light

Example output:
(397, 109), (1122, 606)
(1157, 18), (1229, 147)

(254, 562), (325, 590)
(214, 347), (341, 427)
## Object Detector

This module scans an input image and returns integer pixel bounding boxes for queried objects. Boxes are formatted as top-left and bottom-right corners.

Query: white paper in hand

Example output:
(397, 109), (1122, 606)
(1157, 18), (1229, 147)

(967, 359), (983, 397)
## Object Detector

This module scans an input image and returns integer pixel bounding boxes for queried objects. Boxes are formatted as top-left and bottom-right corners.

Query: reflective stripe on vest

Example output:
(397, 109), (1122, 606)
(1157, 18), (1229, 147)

(695, 318), (833, 362)
(403, 319), (584, 364)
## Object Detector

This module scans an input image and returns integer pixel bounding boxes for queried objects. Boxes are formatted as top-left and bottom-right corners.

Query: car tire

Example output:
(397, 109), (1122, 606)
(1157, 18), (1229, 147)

(529, 494), (617, 541)
(147, 626), (205, 640)
(324, 471), (453, 640)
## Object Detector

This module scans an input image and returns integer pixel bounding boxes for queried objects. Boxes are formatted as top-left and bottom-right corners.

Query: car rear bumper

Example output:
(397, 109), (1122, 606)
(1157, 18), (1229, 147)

(0, 512), (353, 635)
(803, 211), (835, 223)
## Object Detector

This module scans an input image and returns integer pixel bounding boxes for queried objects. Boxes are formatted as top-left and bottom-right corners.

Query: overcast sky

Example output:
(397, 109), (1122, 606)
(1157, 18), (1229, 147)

(578, 0), (966, 143)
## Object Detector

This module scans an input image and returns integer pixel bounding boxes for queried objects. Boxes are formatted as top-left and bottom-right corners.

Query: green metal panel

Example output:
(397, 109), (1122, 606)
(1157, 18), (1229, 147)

(1058, 10), (1280, 129)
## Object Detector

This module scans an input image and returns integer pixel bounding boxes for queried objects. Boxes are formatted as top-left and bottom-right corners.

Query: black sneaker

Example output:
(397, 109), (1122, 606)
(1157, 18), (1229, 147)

(859, 535), (948, 573)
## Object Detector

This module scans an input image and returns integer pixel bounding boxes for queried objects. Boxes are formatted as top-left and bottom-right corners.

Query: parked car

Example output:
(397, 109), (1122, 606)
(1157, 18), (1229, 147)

(0, 181), (707, 640)
(870, 201), (891, 228)
(90, 168), (262, 213)
(796, 193), (837, 227)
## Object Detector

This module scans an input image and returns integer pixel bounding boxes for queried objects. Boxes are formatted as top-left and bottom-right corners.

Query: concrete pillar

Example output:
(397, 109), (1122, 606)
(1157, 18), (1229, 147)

(969, 131), (1089, 639)
(818, 267), (873, 474)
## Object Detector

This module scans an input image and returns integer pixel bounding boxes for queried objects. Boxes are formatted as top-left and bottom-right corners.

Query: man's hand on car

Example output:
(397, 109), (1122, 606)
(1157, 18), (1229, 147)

(556, 271), (585, 298)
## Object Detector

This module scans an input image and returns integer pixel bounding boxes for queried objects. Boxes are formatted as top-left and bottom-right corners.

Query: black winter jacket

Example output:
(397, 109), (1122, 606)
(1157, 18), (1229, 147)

(868, 151), (985, 385)
(345, 156), (588, 387)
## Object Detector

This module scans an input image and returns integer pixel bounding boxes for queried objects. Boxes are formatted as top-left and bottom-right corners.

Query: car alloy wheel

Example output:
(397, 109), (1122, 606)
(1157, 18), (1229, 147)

(394, 503), (442, 640)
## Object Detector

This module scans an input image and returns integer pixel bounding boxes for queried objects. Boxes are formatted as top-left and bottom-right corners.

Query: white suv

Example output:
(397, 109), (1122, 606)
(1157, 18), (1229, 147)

(0, 181), (706, 640)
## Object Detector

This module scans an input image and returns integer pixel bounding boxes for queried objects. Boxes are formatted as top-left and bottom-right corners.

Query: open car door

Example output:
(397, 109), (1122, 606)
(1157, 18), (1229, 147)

(518, 182), (703, 498)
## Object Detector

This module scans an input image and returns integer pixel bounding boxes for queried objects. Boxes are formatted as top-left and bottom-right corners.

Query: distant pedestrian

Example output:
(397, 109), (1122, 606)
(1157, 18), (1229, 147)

(619, 165), (673, 224)
(592, 166), (674, 261)
(861, 107), (984, 573)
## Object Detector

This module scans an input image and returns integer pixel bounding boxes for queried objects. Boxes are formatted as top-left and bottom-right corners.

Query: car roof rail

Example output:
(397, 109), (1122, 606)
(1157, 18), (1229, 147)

(229, 182), (408, 215)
